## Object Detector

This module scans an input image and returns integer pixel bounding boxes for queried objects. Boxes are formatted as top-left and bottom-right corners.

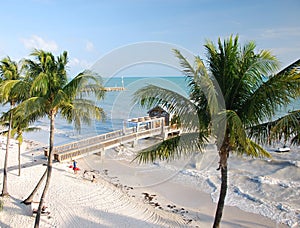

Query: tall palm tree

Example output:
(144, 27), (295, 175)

(20, 49), (106, 227)
(0, 57), (29, 196)
(12, 117), (40, 176)
(0, 114), (39, 176)
(133, 35), (300, 227)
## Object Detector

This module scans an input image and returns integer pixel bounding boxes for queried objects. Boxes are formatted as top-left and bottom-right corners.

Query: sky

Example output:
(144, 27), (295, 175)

(0, 0), (299, 77)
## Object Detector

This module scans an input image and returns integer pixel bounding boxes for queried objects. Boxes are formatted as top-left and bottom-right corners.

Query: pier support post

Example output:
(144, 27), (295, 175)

(131, 139), (138, 148)
(100, 148), (105, 163)
(122, 120), (126, 135)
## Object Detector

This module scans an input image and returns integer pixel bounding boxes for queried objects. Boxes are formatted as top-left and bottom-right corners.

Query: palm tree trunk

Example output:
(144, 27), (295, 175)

(34, 111), (55, 228)
(22, 169), (47, 205)
(213, 142), (229, 228)
(1, 110), (13, 196)
(213, 165), (228, 228)
(18, 141), (21, 176)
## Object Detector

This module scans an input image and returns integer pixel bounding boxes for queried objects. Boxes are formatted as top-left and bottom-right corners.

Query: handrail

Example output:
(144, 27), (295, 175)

(49, 117), (180, 162)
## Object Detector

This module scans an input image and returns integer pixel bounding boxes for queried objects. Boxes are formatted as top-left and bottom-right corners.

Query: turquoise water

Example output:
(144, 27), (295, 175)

(24, 76), (189, 145)
(21, 75), (300, 145)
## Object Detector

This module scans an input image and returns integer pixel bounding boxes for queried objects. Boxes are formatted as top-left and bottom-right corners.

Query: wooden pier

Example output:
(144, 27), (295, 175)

(48, 117), (180, 162)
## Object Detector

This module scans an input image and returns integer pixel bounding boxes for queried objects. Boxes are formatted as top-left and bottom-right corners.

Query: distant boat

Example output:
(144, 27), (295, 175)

(274, 146), (290, 152)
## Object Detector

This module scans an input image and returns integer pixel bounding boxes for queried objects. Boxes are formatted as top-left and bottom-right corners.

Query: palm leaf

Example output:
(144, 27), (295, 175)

(249, 109), (300, 146)
(133, 132), (207, 163)
(291, 132), (300, 145)
(133, 84), (200, 132)
(240, 67), (300, 126)
(0, 80), (22, 103)
(243, 138), (271, 158)
(173, 49), (223, 116)
(270, 110), (300, 143)
(277, 58), (300, 76)
(64, 70), (105, 101)
(14, 97), (48, 123)
(60, 98), (106, 131)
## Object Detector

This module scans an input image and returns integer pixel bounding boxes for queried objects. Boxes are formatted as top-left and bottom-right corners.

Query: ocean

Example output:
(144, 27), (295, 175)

(23, 76), (299, 227)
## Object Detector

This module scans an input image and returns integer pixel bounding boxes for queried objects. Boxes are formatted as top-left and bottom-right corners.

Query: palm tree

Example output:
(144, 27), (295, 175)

(0, 57), (29, 196)
(19, 49), (105, 227)
(0, 114), (39, 176)
(133, 35), (300, 227)
(13, 117), (40, 176)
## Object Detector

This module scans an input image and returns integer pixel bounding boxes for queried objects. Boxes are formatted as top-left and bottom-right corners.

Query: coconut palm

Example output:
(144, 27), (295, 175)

(0, 57), (29, 196)
(19, 49), (106, 227)
(12, 116), (40, 176)
(0, 114), (39, 176)
(133, 35), (300, 227)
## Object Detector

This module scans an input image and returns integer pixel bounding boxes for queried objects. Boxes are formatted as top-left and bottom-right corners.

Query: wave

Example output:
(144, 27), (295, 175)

(175, 165), (300, 227)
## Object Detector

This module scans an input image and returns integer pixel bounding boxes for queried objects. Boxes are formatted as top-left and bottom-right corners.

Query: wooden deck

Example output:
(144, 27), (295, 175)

(48, 117), (180, 162)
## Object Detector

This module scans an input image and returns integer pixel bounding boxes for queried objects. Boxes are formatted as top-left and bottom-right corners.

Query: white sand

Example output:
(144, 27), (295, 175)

(0, 136), (288, 227)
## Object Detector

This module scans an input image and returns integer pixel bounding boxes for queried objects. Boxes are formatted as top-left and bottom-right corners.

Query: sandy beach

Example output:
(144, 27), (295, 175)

(0, 136), (290, 228)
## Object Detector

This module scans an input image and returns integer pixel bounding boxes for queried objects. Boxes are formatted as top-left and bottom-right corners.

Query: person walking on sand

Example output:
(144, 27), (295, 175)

(73, 160), (78, 174)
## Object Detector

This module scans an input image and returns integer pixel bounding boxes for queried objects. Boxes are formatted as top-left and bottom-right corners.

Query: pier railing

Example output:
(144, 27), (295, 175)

(46, 117), (181, 162)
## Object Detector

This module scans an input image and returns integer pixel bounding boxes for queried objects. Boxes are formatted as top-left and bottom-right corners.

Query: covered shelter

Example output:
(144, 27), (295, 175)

(147, 106), (170, 126)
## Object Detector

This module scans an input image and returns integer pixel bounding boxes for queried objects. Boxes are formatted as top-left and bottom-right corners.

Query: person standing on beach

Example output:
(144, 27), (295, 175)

(73, 160), (77, 174)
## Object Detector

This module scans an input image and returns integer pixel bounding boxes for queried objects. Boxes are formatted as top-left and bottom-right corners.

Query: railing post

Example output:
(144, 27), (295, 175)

(131, 139), (138, 148)
(161, 117), (168, 140)
(122, 120), (126, 135)
(161, 117), (164, 134)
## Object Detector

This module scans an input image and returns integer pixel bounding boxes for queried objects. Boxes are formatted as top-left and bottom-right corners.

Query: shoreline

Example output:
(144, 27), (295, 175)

(80, 146), (288, 228)
(0, 136), (291, 227)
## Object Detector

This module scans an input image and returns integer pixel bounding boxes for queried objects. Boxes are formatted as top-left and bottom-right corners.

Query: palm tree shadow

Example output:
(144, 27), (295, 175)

(0, 195), (32, 227)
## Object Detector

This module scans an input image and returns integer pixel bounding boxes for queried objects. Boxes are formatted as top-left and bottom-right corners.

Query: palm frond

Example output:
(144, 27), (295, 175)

(60, 98), (106, 131)
(240, 64), (300, 126)
(133, 132), (207, 164)
(133, 84), (200, 131)
(248, 109), (300, 146)
(64, 70), (105, 101)
(215, 110), (246, 150)
(30, 72), (49, 96)
(242, 138), (271, 158)
(173, 49), (197, 79)
(0, 80), (21, 103)
(216, 110), (271, 158)
(14, 97), (48, 123)
(174, 49), (222, 117)
(291, 133), (300, 145)
(270, 110), (300, 143)
(247, 121), (273, 145)
(277, 58), (300, 76)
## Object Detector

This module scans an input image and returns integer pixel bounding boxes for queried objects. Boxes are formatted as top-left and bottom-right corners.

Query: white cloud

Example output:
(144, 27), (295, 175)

(260, 27), (300, 39)
(69, 57), (92, 69)
(20, 35), (58, 52)
(85, 41), (94, 52)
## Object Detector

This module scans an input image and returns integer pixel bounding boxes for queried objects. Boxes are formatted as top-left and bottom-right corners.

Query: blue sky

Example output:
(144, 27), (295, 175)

(0, 0), (299, 76)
